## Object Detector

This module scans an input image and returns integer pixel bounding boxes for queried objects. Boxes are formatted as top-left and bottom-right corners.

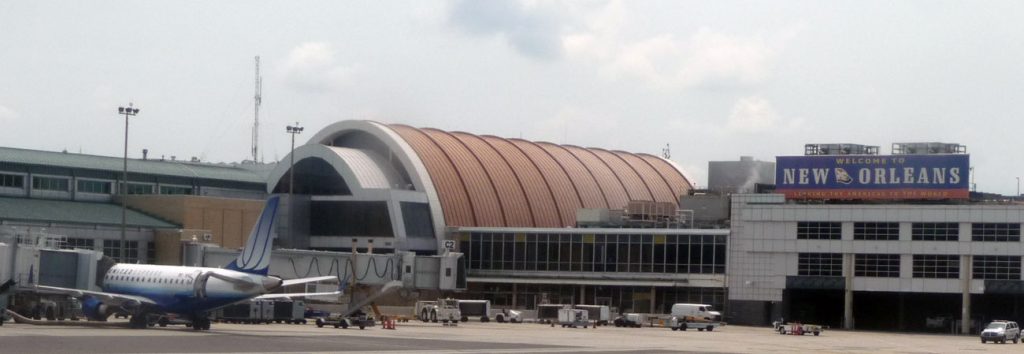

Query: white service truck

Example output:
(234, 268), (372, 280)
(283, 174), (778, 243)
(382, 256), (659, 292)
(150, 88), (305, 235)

(558, 307), (590, 328)
(416, 298), (461, 324)
(668, 303), (723, 332)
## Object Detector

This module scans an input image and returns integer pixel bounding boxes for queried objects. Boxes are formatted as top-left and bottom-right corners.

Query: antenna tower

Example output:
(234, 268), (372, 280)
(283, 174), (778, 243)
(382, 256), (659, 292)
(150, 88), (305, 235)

(251, 56), (262, 163)
(662, 143), (671, 159)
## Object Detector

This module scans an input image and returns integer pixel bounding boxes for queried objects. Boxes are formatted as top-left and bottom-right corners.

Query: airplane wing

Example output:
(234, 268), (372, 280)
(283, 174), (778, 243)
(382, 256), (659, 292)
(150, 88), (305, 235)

(254, 290), (342, 300)
(281, 275), (337, 287)
(32, 285), (157, 307)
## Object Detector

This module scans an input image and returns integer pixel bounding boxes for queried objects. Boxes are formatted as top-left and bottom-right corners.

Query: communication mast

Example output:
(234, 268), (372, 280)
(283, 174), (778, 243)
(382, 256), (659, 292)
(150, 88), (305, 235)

(251, 56), (262, 163)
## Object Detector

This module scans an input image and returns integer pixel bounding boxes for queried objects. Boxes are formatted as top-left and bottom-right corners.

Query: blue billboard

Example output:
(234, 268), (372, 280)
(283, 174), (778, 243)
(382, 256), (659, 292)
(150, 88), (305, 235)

(775, 154), (970, 200)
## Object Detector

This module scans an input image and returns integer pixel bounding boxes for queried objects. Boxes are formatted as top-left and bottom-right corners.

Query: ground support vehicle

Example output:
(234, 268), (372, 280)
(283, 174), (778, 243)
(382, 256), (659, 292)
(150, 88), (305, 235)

(536, 304), (567, 324)
(668, 303), (723, 332)
(558, 307), (590, 328)
(315, 311), (374, 330)
(457, 299), (491, 322)
(613, 313), (643, 328)
(981, 320), (1021, 344)
(574, 305), (610, 326)
(0, 279), (13, 326)
(271, 300), (307, 324)
(773, 321), (822, 336)
(415, 298), (461, 324)
(494, 308), (521, 323)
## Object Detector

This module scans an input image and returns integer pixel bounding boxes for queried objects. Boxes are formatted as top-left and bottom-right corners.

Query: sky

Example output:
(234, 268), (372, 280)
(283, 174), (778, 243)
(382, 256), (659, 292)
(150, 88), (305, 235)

(2, 1), (1024, 194)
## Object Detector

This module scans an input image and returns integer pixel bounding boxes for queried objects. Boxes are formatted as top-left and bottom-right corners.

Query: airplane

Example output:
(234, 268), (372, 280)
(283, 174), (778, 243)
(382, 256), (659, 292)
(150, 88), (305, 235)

(31, 195), (339, 330)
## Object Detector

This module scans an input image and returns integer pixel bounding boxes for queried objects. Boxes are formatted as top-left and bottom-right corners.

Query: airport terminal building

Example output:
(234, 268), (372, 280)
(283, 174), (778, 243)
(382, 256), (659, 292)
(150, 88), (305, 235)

(7, 120), (1024, 333)
(727, 143), (1024, 333)
(0, 147), (268, 263)
(266, 120), (726, 313)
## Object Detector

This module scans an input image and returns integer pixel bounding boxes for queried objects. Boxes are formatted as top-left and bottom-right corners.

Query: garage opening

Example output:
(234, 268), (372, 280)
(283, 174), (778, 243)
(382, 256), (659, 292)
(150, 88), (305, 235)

(783, 289), (844, 328)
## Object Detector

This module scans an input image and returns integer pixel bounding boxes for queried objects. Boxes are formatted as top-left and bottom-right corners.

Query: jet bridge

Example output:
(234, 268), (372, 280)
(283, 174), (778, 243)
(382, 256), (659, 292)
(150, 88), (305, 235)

(199, 246), (466, 317)
(199, 247), (466, 292)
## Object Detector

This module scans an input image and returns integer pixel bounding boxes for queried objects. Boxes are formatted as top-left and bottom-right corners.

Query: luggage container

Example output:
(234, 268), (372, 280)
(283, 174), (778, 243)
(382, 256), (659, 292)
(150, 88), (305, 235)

(457, 300), (491, 322)
(557, 307), (590, 328)
(574, 305), (610, 326)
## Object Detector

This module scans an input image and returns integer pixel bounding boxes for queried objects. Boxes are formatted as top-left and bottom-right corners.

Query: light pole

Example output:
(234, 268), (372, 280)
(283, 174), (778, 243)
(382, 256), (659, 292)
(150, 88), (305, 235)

(118, 103), (139, 262)
(1017, 177), (1020, 198)
(286, 122), (304, 195)
(286, 123), (303, 248)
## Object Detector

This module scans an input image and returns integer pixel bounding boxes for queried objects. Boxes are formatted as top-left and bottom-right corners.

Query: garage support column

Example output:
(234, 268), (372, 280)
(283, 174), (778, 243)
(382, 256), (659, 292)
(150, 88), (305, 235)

(650, 286), (656, 314)
(512, 283), (517, 308)
(843, 253), (854, 330)
(580, 285), (586, 304)
(961, 254), (972, 335)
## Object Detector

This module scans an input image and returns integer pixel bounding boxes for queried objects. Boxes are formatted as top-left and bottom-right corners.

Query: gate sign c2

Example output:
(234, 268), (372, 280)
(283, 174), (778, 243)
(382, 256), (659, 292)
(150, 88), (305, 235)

(775, 154), (970, 200)
(443, 240), (456, 250)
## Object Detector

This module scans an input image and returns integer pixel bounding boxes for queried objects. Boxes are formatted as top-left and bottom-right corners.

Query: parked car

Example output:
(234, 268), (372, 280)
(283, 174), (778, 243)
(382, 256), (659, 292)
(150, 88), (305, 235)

(981, 320), (1021, 344)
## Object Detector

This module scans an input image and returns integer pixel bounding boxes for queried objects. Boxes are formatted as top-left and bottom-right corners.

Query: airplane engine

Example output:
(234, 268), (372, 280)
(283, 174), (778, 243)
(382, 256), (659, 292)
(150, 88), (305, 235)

(82, 296), (112, 321)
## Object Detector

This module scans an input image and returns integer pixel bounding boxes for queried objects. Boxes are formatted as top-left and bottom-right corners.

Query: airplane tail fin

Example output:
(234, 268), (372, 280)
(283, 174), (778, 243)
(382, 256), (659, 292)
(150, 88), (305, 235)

(225, 196), (280, 275)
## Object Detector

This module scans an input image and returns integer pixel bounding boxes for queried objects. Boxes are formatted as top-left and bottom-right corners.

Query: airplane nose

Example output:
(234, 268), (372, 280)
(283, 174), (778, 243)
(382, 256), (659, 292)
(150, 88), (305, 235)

(263, 277), (283, 291)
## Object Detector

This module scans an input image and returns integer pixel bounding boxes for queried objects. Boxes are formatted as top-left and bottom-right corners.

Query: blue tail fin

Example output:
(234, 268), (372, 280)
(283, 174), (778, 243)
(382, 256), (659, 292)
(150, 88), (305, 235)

(225, 196), (279, 275)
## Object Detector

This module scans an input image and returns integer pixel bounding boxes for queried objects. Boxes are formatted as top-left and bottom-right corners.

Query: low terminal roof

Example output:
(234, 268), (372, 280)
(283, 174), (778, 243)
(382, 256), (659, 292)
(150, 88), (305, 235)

(0, 197), (178, 228)
(0, 147), (266, 184)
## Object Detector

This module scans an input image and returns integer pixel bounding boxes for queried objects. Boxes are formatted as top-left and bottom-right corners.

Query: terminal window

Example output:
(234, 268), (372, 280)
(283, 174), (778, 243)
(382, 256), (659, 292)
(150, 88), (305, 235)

(118, 182), (154, 195)
(973, 255), (1022, 280)
(463, 232), (726, 274)
(797, 222), (841, 240)
(971, 223), (1021, 242)
(912, 255), (959, 279)
(77, 180), (112, 194)
(0, 173), (24, 188)
(912, 222), (959, 241)
(310, 201), (393, 237)
(854, 254), (900, 277)
(854, 222), (899, 241)
(797, 253), (843, 276)
(32, 176), (69, 191)
(400, 202), (434, 239)
(159, 185), (193, 195)
(61, 238), (94, 250)
(103, 240), (139, 263)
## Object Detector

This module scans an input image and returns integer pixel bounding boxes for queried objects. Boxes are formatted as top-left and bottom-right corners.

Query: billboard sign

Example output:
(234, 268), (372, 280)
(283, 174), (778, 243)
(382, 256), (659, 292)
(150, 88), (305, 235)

(775, 154), (969, 200)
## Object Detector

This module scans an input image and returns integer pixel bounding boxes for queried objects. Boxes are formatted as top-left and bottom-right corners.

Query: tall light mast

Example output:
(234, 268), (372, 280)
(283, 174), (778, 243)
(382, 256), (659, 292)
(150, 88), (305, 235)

(252, 56), (262, 163)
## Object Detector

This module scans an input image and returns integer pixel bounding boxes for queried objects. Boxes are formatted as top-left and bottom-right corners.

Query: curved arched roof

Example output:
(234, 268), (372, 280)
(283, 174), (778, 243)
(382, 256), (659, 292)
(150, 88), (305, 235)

(386, 124), (693, 228)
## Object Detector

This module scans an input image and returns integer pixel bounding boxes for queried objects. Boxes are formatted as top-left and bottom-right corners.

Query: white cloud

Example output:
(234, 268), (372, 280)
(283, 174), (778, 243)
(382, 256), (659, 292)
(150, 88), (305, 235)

(0, 104), (17, 123)
(561, 3), (800, 89)
(532, 105), (620, 145)
(725, 96), (803, 133)
(447, 0), (568, 60)
(281, 42), (354, 92)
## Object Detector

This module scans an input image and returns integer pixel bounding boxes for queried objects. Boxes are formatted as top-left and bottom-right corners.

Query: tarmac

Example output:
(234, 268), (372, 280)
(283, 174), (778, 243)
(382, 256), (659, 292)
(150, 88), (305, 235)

(0, 319), (1018, 354)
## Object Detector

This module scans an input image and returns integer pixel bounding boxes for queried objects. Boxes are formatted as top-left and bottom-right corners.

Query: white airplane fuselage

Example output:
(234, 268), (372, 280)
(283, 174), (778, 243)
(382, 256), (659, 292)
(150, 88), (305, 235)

(100, 264), (278, 315)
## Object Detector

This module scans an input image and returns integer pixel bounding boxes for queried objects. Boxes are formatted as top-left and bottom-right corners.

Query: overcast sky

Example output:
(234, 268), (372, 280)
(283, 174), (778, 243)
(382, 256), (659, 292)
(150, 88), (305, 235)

(2, 1), (1023, 194)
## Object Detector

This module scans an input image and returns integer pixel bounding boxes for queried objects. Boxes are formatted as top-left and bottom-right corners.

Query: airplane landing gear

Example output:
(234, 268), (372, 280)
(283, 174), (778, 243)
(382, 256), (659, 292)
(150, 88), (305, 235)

(191, 314), (211, 331)
(129, 313), (149, 329)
